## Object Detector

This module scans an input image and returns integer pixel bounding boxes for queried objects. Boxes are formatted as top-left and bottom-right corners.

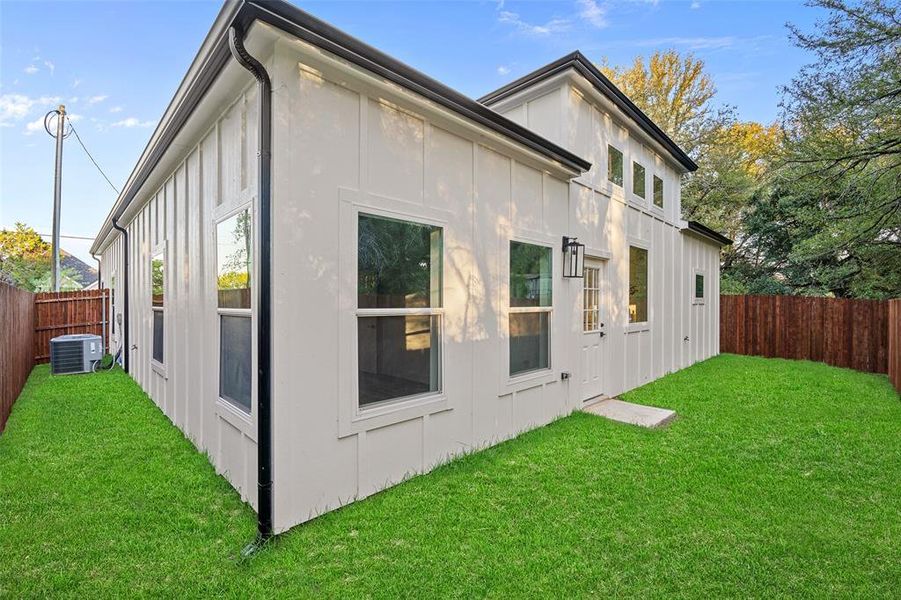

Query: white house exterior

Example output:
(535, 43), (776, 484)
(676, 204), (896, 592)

(92, 0), (730, 536)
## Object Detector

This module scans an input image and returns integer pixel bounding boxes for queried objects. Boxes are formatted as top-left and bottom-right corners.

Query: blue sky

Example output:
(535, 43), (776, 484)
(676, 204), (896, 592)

(1, 0), (820, 264)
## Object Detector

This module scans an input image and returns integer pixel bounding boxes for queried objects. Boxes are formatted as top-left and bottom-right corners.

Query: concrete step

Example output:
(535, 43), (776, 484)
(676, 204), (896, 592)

(582, 398), (676, 429)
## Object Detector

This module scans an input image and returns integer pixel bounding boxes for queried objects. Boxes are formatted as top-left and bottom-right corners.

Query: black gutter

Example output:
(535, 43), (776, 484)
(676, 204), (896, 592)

(243, 1), (590, 174)
(228, 24), (274, 544)
(478, 51), (699, 173)
(685, 220), (733, 246)
(111, 219), (130, 373)
(92, 1), (591, 257)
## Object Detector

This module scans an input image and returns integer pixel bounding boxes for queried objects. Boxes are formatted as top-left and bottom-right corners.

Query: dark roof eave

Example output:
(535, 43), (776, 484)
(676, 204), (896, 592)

(685, 220), (733, 246)
(93, 1), (593, 253)
(479, 51), (698, 173)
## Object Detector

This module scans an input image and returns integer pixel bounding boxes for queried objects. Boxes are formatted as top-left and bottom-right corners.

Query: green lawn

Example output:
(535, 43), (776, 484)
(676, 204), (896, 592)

(1, 355), (898, 597)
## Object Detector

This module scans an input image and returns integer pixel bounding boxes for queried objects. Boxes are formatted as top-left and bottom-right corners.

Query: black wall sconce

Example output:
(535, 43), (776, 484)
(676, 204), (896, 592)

(562, 236), (585, 278)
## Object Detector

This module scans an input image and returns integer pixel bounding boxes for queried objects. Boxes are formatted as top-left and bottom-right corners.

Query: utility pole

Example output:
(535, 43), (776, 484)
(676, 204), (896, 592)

(51, 104), (66, 292)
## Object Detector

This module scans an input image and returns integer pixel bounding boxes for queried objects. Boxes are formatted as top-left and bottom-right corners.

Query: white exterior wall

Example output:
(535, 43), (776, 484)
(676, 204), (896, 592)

(269, 37), (585, 532)
(99, 77), (265, 509)
(492, 78), (721, 397)
(98, 24), (722, 535)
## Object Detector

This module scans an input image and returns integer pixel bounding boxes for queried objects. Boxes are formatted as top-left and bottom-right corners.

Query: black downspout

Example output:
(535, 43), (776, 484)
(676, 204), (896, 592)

(90, 252), (105, 356)
(111, 219), (130, 373)
(229, 25), (274, 544)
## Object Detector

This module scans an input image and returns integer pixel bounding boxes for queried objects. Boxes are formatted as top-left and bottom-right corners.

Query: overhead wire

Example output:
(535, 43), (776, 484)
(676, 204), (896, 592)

(65, 115), (121, 196)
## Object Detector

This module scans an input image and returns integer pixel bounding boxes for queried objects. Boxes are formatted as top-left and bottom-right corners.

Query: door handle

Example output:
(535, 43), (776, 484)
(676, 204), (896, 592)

(599, 331), (606, 338)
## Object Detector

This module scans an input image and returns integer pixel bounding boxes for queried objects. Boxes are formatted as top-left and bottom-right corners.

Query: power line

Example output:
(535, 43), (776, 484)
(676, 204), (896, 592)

(37, 233), (95, 241)
(66, 115), (121, 196)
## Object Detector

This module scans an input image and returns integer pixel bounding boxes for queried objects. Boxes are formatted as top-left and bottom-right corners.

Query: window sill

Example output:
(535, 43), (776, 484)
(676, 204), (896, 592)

(502, 368), (558, 395)
(215, 397), (255, 440)
(339, 392), (450, 438)
(151, 360), (167, 379)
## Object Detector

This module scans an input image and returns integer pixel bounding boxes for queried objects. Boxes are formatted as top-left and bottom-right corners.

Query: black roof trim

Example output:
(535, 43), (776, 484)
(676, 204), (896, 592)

(479, 51), (698, 173)
(93, 0), (591, 254)
(246, 1), (590, 172)
(685, 220), (733, 246)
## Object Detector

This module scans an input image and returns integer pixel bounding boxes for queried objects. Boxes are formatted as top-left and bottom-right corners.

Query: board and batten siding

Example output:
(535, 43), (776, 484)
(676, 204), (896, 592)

(100, 81), (263, 508)
(268, 37), (582, 532)
(497, 77), (721, 398)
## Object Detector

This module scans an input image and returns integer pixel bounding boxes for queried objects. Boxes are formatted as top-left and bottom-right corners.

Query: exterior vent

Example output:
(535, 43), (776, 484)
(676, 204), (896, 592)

(50, 334), (104, 375)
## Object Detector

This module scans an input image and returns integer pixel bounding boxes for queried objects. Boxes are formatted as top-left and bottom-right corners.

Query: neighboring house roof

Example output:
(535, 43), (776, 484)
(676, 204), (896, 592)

(61, 251), (98, 287)
(92, 0), (592, 254)
(684, 221), (733, 246)
(478, 51), (699, 173)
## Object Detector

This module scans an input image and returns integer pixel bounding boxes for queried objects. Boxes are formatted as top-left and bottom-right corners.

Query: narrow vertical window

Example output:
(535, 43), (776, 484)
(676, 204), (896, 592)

(217, 208), (252, 413)
(608, 145), (624, 187)
(357, 213), (443, 407)
(583, 265), (600, 332)
(695, 273), (705, 302)
(509, 241), (552, 376)
(151, 253), (165, 364)
(628, 246), (648, 324)
(653, 175), (664, 209)
(632, 162), (646, 199)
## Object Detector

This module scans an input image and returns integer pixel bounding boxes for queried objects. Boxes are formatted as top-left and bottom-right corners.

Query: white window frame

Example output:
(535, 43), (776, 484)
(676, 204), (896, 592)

(150, 242), (167, 377)
(214, 202), (255, 417)
(583, 263), (601, 333)
(355, 211), (445, 411)
(693, 269), (706, 305)
(626, 239), (650, 333)
(607, 144), (624, 188)
(337, 189), (452, 437)
(631, 161), (647, 203)
(652, 174), (665, 211)
(506, 237), (555, 385)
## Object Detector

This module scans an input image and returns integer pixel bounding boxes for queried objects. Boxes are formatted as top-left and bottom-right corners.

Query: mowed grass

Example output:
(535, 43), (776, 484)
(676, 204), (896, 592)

(1, 355), (898, 597)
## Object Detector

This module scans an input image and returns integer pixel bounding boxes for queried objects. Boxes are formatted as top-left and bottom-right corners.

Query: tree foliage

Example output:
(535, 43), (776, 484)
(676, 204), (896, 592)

(0, 223), (81, 292)
(600, 2), (900, 299)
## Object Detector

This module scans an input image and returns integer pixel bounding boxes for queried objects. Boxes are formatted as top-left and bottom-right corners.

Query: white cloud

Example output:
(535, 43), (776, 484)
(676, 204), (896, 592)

(497, 65), (511, 76)
(109, 105), (123, 113)
(24, 65), (39, 75)
(112, 117), (154, 128)
(498, 10), (570, 36)
(0, 94), (61, 126)
(44, 60), (55, 75)
(87, 95), (108, 105)
(72, 78), (81, 88)
(690, 1), (701, 8)
(578, 0), (608, 28)
(23, 112), (80, 135)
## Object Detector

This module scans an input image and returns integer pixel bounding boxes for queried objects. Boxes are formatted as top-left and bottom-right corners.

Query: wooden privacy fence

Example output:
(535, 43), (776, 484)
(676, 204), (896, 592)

(720, 295), (892, 377)
(33, 289), (109, 363)
(890, 299), (901, 393)
(1, 283), (35, 433)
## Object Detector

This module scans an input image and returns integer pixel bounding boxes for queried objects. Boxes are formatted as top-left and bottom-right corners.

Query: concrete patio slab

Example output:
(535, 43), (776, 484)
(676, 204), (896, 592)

(582, 398), (676, 428)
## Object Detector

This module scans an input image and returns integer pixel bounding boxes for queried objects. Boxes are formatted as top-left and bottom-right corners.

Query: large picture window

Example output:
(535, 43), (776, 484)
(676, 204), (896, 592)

(628, 246), (648, 324)
(217, 208), (252, 413)
(151, 252), (164, 364)
(509, 241), (552, 376)
(608, 145), (624, 187)
(357, 213), (442, 408)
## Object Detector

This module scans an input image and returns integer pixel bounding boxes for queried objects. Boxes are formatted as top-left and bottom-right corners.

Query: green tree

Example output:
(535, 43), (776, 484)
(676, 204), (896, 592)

(770, 0), (900, 297)
(0, 223), (79, 291)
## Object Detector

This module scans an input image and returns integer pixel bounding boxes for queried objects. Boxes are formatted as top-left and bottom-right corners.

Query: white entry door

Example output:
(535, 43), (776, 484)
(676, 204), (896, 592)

(580, 259), (608, 401)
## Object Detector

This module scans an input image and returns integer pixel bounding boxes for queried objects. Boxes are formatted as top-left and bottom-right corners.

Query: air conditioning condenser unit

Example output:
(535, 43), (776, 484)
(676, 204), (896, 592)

(50, 334), (104, 375)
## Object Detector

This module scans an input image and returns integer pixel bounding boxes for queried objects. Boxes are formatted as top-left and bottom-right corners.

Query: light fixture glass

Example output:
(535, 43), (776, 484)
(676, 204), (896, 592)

(562, 236), (585, 278)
